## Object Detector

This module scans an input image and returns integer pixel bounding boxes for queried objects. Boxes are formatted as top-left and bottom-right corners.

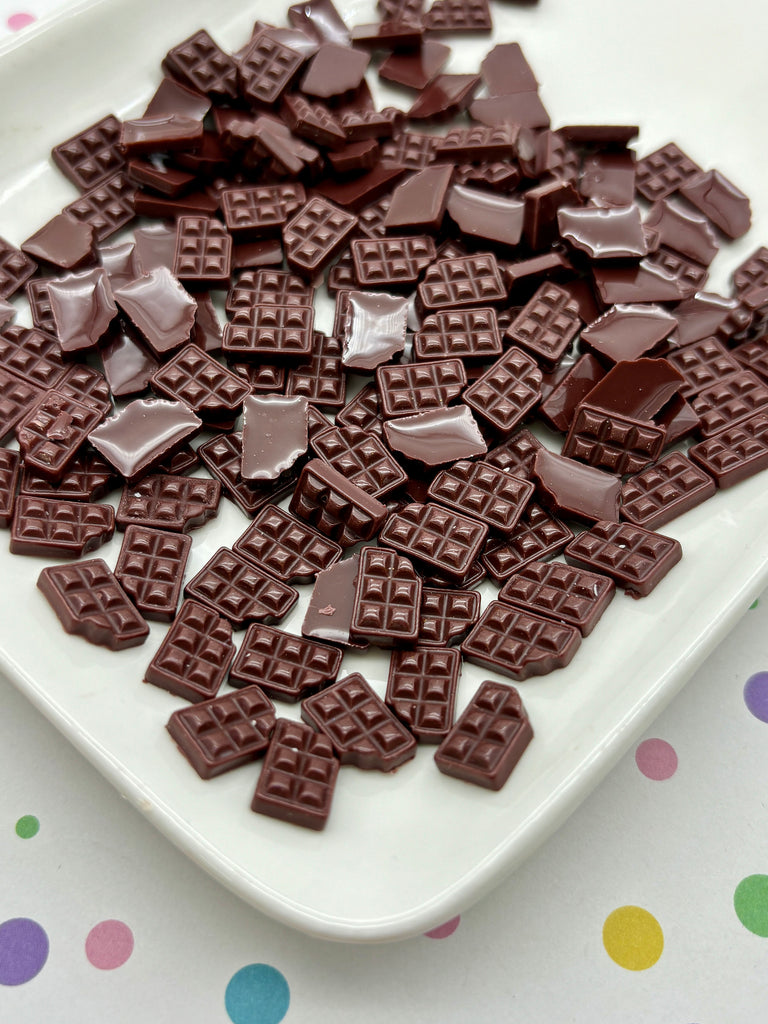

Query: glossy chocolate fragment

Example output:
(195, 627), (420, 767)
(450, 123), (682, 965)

(342, 290), (409, 370)
(10, 494), (114, 558)
(88, 398), (201, 482)
(241, 395), (308, 481)
(0, 236), (36, 299)
(532, 448), (621, 523)
(385, 164), (453, 234)
(386, 646), (461, 743)
(229, 623), (341, 702)
(145, 597), (234, 701)
(538, 354), (606, 432)
(0, 448), (20, 526)
(565, 520), (682, 598)
(114, 524), (191, 621)
(635, 141), (702, 202)
(384, 405), (487, 465)
(198, 433), (297, 517)
(427, 459), (533, 535)
(469, 90), (549, 129)
(558, 203), (648, 259)
(378, 39), (450, 91)
(480, 502), (573, 584)
(22, 213), (95, 272)
(115, 473), (220, 532)
(302, 551), (364, 647)
(113, 267), (197, 356)
(679, 169), (751, 239)
(311, 423), (406, 497)
(446, 184), (524, 249)
(17, 389), (103, 480)
(408, 74), (481, 122)
(380, 502), (488, 581)
(300, 43), (369, 97)
(580, 303), (676, 363)
(417, 587), (480, 647)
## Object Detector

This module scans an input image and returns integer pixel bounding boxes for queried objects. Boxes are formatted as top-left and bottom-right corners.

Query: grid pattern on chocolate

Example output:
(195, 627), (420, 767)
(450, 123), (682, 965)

(418, 253), (506, 311)
(417, 587), (480, 647)
(283, 197), (357, 276)
(356, 196), (392, 239)
(145, 597), (234, 700)
(0, 326), (65, 390)
(506, 282), (581, 367)
(0, 368), (42, 441)
(0, 236), (36, 299)
(386, 646), (461, 741)
(150, 344), (249, 414)
(20, 449), (115, 501)
(690, 370), (768, 437)
(340, 108), (402, 139)
(423, 0), (492, 32)
(302, 673), (418, 770)
(238, 33), (303, 106)
(483, 428), (544, 477)
(635, 142), (702, 202)
(463, 346), (542, 433)
(17, 390), (102, 478)
(231, 360), (286, 393)
(0, 447), (20, 526)
(114, 524), (192, 620)
(562, 403), (666, 475)
(229, 623), (342, 702)
(115, 474), (220, 532)
(11, 495), (114, 557)
(37, 558), (149, 650)
(326, 251), (356, 293)
(173, 216), (232, 283)
(57, 364), (112, 416)
(461, 599), (580, 680)
(379, 502), (488, 579)
(162, 30), (238, 101)
(427, 459), (534, 535)
(289, 458), (387, 546)
(666, 337), (741, 398)
(184, 547), (298, 627)
(26, 279), (55, 332)
(167, 685), (276, 779)
(251, 718), (339, 831)
(285, 331), (346, 408)
(688, 412), (768, 487)
(311, 423), (406, 497)
(413, 307), (502, 361)
(197, 433), (297, 516)
(480, 502), (574, 584)
(51, 115), (124, 192)
(375, 359), (466, 418)
(281, 94), (345, 149)
(63, 172), (135, 242)
(350, 547), (422, 644)
(380, 132), (438, 169)
(233, 505), (341, 583)
(497, 559), (615, 636)
(733, 246), (768, 293)
(620, 452), (716, 530)
(226, 267), (312, 314)
(564, 520), (682, 597)
(733, 336), (768, 383)
(435, 125), (517, 161)
(221, 185), (306, 238)
(334, 382), (384, 437)
(454, 160), (521, 191)
(223, 303), (315, 358)
(434, 679), (533, 790)
(644, 246), (708, 290)
(351, 235), (435, 288)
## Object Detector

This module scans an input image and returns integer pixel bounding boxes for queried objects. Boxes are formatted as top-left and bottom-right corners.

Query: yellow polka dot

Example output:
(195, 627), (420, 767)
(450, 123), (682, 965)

(602, 905), (664, 970)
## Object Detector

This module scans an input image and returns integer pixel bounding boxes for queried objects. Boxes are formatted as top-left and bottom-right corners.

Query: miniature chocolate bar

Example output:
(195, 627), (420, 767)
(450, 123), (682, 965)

(498, 560), (615, 637)
(311, 423), (406, 497)
(290, 458), (387, 546)
(0, 448), (20, 527)
(564, 520), (682, 598)
(115, 473), (220, 532)
(150, 345), (249, 420)
(184, 547), (299, 628)
(0, 236), (36, 299)
(17, 389), (103, 480)
(11, 495), (115, 558)
(380, 502), (488, 582)
(461, 600), (581, 680)
(376, 359), (466, 419)
(413, 307), (503, 362)
(285, 331), (346, 408)
(417, 587), (481, 647)
(480, 502), (574, 585)
(0, 325), (65, 391)
(114, 524), (192, 621)
(427, 459), (533, 535)
(233, 504), (341, 583)
(350, 546), (422, 647)
(241, 395), (309, 481)
(145, 597), (234, 701)
(229, 623), (341, 701)
(386, 646), (461, 742)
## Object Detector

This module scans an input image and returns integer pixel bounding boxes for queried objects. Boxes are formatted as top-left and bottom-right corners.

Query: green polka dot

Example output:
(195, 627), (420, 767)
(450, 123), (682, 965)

(734, 875), (768, 937)
(750, 598), (759, 610)
(14, 816), (39, 839)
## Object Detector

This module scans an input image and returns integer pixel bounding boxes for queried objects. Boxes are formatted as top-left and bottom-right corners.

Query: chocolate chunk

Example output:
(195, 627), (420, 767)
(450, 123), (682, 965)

(414, 307), (502, 362)
(480, 502), (573, 584)
(115, 473), (220, 532)
(427, 458), (534, 535)
(22, 212), (95, 272)
(351, 235), (435, 291)
(241, 395), (308, 481)
(580, 303), (676, 363)
(408, 73), (481, 122)
(423, 0), (491, 31)
(481, 42), (538, 95)
(281, 93), (346, 148)
(17, 389), (103, 480)
(498, 559), (615, 637)
(0, 237), (36, 299)
(469, 91), (549, 129)
(11, 495), (114, 558)
(446, 184), (525, 249)
(51, 114), (125, 191)
(226, 266), (311, 314)
(198, 433), (297, 517)
(690, 369), (768, 437)
(591, 259), (693, 305)
(532, 447), (621, 523)
(47, 268), (117, 355)
(376, 359), (466, 418)
(145, 597), (234, 702)
(302, 551), (364, 646)
(483, 427), (543, 477)
(238, 31), (304, 107)
(229, 623), (341, 701)
(87, 398), (200, 482)
(341, 290), (409, 370)
(583, 358), (685, 421)
(283, 196), (357, 277)
(113, 524), (191, 621)
(0, 369), (41, 443)
(434, 680), (532, 790)
(302, 672), (418, 770)
(19, 448), (115, 502)
(311, 423), (406, 497)
(380, 502), (488, 582)
(335, 381), (384, 437)
(285, 330), (346, 409)
(113, 267), (196, 356)
(144, 76), (211, 120)
(37, 558), (149, 650)
(380, 131), (438, 169)
(565, 520), (682, 598)
(385, 164), (453, 233)
(417, 251), (506, 312)
(463, 346), (542, 434)
(378, 39), (450, 91)
(386, 646), (461, 743)
(172, 216), (232, 288)
(289, 0), (350, 45)
(290, 458), (387, 546)
(732, 246), (768, 293)
(635, 142), (702, 202)
(384, 405), (487, 464)
(679, 169), (751, 239)
(645, 198), (718, 265)
(666, 337), (742, 399)
(223, 303), (315, 360)
(558, 203), (648, 259)
(563, 403), (666, 475)
(461, 600), (581, 680)
(538, 354), (606, 432)
(688, 412), (768, 488)
(162, 30), (238, 102)
(417, 587), (480, 647)
(300, 43), (369, 97)
(579, 150), (636, 208)
(619, 451), (716, 530)
(505, 282), (581, 369)
(0, 448), (20, 526)
(233, 504), (341, 583)
(184, 547), (298, 628)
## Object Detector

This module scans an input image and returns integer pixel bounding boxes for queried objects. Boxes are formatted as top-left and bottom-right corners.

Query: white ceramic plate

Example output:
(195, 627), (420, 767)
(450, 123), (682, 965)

(1, 0), (767, 943)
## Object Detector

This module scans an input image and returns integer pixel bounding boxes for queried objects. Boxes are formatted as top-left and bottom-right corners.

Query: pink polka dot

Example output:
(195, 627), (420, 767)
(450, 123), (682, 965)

(635, 738), (678, 781)
(85, 920), (133, 970)
(7, 12), (36, 31)
(424, 915), (460, 939)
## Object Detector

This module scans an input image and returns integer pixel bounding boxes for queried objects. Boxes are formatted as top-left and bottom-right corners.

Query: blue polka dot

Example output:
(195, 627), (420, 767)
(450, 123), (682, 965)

(225, 964), (290, 1024)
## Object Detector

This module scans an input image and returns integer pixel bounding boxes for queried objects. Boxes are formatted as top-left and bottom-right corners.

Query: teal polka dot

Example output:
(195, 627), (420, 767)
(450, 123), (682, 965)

(225, 964), (290, 1024)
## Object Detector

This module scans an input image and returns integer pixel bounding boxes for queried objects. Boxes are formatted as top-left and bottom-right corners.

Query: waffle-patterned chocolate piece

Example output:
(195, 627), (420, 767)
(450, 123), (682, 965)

(326, 250), (357, 293)
(197, 433), (298, 516)
(417, 252), (507, 312)
(335, 382), (384, 438)
(221, 185), (306, 240)
(380, 502), (488, 582)
(238, 31), (303, 107)
(290, 458), (387, 547)
(11, 495), (114, 558)
(226, 266), (312, 315)
(435, 125), (517, 162)
(505, 282), (581, 369)
(167, 685), (276, 779)
(233, 504), (341, 583)
(0, 447), (20, 526)
(26, 279), (56, 333)
(340, 107), (403, 141)
(498, 559), (615, 637)
(733, 246), (768, 293)
(427, 459), (534, 535)
(0, 325), (65, 391)
(37, 558), (149, 650)
(114, 524), (192, 621)
(162, 30), (239, 102)
(375, 359), (466, 419)
(229, 623), (342, 702)
(386, 646), (461, 743)
(463, 346), (542, 434)
(734, 335), (768, 383)
(184, 546), (298, 628)
(351, 235), (436, 290)
(115, 474), (220, 532)
(482, 428), (545, 477)
(57, 363), (112, 417)
(20, 448), (115, 502)
(0, 236), (36, 299)
(63, 172), (135, 242)
(635, 142), (702, 203)
(620, 451), (716, 530)
(434, 680), (533, 790)
(16, 389), (102, 479)
(564, 520), (682, 598)
(562, 403), (666, 475)
(454, 159), (521, 192)
(230, 360), (286, 394)
(356, 196), (392, 239)
(423, 0), (492, 32)
(283, 197), (357, 279)
(281, 93), (346, 149)
(690, 370), (768, 438)
(51, 114), (124, 191)
(251, 718), (339, 831)
(480, 502), (574, 584)
(380, 131), (438, 169)
(460, 599), (581, 680)
(150, 344), (249, 418)
(173, 216), (232, 287)
(223, 303), (315, 359)
(350, 546), (422, 647)
(417, 587), (480, 647)
(689, 412), (768, 488)
(145, 597), (234, 701)
(665, 337), (741, 398)
(302, 672), (418, 771)
(643, 246), (708, 292)
(311, 423), (406, 498)
(285, 330), (346, 409)
(413, 307), (503, 362)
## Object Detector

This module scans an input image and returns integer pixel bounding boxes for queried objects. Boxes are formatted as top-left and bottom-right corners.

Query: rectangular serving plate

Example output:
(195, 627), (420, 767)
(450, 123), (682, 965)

(1, 0), (768, 942)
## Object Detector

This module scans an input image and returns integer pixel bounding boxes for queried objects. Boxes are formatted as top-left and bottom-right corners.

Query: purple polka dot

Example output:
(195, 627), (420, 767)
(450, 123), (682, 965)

(744, 673), (768, 724)
(7, 12), (36, 31)
(424, 915), (460, 939)
(85, 920), (133, 970)
(635, 738), (678, 780)
(0, 918), (49, 986)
